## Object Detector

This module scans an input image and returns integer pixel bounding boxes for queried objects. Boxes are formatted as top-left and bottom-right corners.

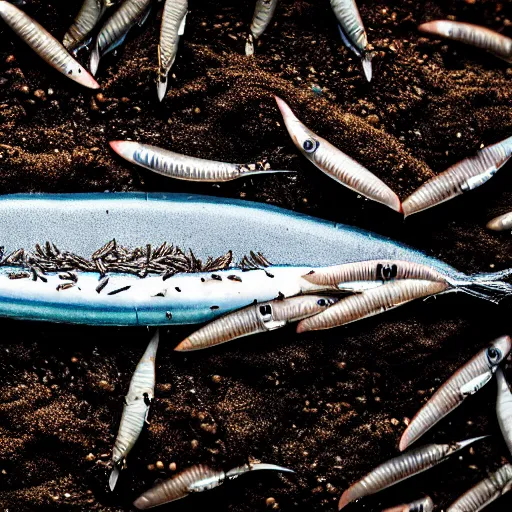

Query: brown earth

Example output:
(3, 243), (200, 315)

(1, 0), (512, 510)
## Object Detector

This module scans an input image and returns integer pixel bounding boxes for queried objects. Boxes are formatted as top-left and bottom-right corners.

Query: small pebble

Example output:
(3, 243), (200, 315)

(85, 453), (95, 461)
(147, 464), (155, 471)
(156, 460), (164, 470)
(266, 497), (276, 507)
(211, 374), (222, 384)
(169, 462), (177, 471)
(191, 439), (199, 449)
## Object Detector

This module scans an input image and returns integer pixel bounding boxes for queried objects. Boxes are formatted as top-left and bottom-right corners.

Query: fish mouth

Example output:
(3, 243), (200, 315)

(109, 140), (135, 160)
(74, 67), (100, 89)
(418, 20), (450, 37)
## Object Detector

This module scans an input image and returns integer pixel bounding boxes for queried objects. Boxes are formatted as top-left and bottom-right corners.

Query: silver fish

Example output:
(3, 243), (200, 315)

(487, 211), (512, 232)
(419, 20), (512, 64)
(109, 140), (292, 182)
(175, 295), (339, 351)
(63, 0), (110, 52)
(90, 0), (152, 76)
(496, 368), (512, 457)
(330, 0), (372, 81)
(447, 463), (512, 512)
(157, 0), (187, 101)
(302, 259), (449, 291)
(245, 0), (278, 56)
(109, 330), (159, 490)
(382, 496), (434, 512)
(133, 462), (293, 509)
(275, 97), (401, 212)
(399, 336), (512, 451)
(0, 1), (99, 89)
(402, 135), (512, 217)
(338, 436), (488, 510)
(296, 279), (449, 333)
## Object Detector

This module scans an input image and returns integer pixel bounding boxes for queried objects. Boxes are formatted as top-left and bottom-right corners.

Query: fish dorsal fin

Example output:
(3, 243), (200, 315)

(337, 24), (359, 56)
(178, 13), (187, 36)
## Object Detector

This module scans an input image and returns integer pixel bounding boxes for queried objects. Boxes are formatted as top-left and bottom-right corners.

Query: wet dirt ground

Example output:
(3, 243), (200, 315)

(1, 0), (512, 510)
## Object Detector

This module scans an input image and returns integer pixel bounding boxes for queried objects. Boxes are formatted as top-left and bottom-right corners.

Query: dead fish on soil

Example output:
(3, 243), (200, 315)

(245, 0), (278, 56)
(399, 335), (512, 451)
(109, 330), (159, 490)
(133, 462), (294, 509)
(447, 463), (512, 512)
(402, 135), (512, 217)
(0, 1), (99, 89)
(90, 0), (152, 76)
(110, 140), (293, 182)
(338, 436), (488, 510)
(330, 0), (372, 81)
(419, 20), (512, 64)
(175, 295), (339, 351)
(275, 96), (401, 212)
(157, 0), (187, 101)
(63, 0), (112, 53)
(487, 211), (512, 232)
(382, 496), (434, 512)
(496, 368), (512, 457)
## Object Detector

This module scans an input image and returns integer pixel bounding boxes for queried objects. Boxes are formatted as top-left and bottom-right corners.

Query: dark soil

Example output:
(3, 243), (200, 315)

(1, 0), (512, 510)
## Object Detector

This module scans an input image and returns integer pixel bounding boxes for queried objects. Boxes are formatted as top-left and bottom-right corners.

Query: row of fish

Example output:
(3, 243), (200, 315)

(108, 330), (293, 509)
(109, 96), (512, 219)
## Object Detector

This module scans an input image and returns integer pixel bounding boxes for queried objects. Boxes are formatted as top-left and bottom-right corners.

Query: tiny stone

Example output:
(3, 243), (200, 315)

(64, 493), (71, 498)
(71, 357), (79, 363)
(169, 462), (177, 471)
(19, 85), (30, 95)
(96, 93), (106, 103)
(211, 374), (222, 384)
(85, 453), (95, 461)
(6, 55), (15, 64)
(194, 107), (201, 114)
(191, 439), (199, 449)
(367, 114), (380, 126)
(147, 464), (155, 471)
(34, 89), (46, 100)
(390, 417), (399, 426)
(156, 461), (164, 470)
(266, 497), (276, 507)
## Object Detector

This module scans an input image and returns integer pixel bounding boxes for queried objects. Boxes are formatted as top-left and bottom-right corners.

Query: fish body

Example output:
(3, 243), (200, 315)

(402, 136), (512, 217)
(330, 0), (372, 81)
(447, 463), (512, 512)
(0, 1), (99, 89)
(419, 20), (512, 64)
(496, 368), (512, 456)
(157, 0), (187, 101)
(399, 336), (512, 451)
(487, 211), (512, 232)
(110, 331), (159, 490)
(275, 97), (401, 212)
(90, 0), (152, 75)
(297, 279), (449, 333)
(245, 0), (278, 55)
(109, 141), (291, 182)
(133, 462), (293, 509)
(382, 496), (434, 512)
(63, 0), (109, 51)
(175, 295), (339, 351)
(338, 437), (487, 510)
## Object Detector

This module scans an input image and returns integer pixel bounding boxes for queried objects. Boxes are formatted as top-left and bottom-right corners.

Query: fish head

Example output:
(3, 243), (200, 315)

(274, 96), (321, 160)
(487, 335), (512, 370)
(109, 140), (140, 164)
(63, 60), (100, 89)
(418, 20), (455, 38)
(448, 435), (489, 455)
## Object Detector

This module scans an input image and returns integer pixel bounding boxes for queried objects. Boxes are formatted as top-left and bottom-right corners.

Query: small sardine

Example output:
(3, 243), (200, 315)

(133, 462), (293, 509)
(419, 20), (512, 64)
(447, 463), (512, 512)
(175, 295), (339, 351)
(109, 330), (159, 490)
(0, 1), (99, 89)
(487, 211), (512, 232)
(303, 259), (449, 291)
(63, 0), (110, 52)
(109, 140), (293, 182)
(399, 336), (512, 451)
(245, 0), (278, 55)
(297, 279), (448, 333)
(496, 368), (512, 457)
(157, 0), (187, 101)
(90, 0), (152, 76)
(338, 436), (488, 510)
(382, 496), (434, 512)
(402, 136), (512, 217)
(275, 97), (401, 212)
(330, 0), (372, 81)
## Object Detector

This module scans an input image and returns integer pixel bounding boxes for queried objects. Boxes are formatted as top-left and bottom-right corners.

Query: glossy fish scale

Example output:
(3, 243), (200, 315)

(275, 97), (401, 212)
(402, 135), (512, 217)
(419, 21), (512, 63)
(175, 295), (338, 351)
(382, 496), (434, 512)
(297, 280), (448, 333)
(250, 0), (278, 40)
(447, 463), (512, 512)
(487, 211), (512, 231)
(0, 1), (99, 89)
(330, 0), (367, 51)
(496, 368), (512, 456)
(399, 335), (512, 451)
(63, 0), (107, 50)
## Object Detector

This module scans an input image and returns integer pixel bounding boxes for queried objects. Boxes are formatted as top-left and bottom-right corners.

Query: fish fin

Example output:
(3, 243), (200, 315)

(104, 31), (129, 56)
(460, 371), (493, 397)
(178, 13), (187, 36)
(337, 24), (358, 55)
(89, 39), (101, 76)
(456, 280), (512, 305)
(138, 7), (151, 28)
(361, 52), (373, 82)
(157, 74), (168, 102)
(245, 34), (255, 56)
(109, 464), (120, 491)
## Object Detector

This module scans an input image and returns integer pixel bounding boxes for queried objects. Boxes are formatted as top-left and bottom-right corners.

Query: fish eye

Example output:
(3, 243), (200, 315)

(303, 139), (319, 153)
(317, 298), (328, 306)
(487, 347), (502, 365)
(259, 304), (272, 316)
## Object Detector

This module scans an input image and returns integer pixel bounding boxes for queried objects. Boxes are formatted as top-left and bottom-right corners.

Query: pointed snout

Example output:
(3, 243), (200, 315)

(72, 65), (100, 89)
(109, 140), (137, 163)
(274, 96), (298, 123)
(418, 20), (451, 38)
(455, 435), (489, 451)
(133, 496), (152, 510)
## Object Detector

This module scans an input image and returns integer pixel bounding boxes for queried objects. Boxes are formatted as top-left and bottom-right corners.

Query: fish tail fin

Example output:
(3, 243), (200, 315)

(89, 40), (101, 76)
(156, 73), (168, 102)
(452, 269), (512, 304)
(109, 464), (120, 491)
(361, 52), (373, 82)
(245, 34), (255, 56)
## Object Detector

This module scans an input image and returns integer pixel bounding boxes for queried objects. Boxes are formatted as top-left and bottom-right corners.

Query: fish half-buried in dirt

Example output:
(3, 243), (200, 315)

(245, 0), (278, 55)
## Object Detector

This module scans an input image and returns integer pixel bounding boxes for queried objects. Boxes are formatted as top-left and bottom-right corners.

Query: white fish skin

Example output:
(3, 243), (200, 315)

(63, 0), (109, 51)
(496, 368), (512, 457)
(246, 0), (278, 55)
(382, 495), (434, 512)
(109, 330), (159, 490)
(0, 1), (99, 89)
(487, 211), (512, 232)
